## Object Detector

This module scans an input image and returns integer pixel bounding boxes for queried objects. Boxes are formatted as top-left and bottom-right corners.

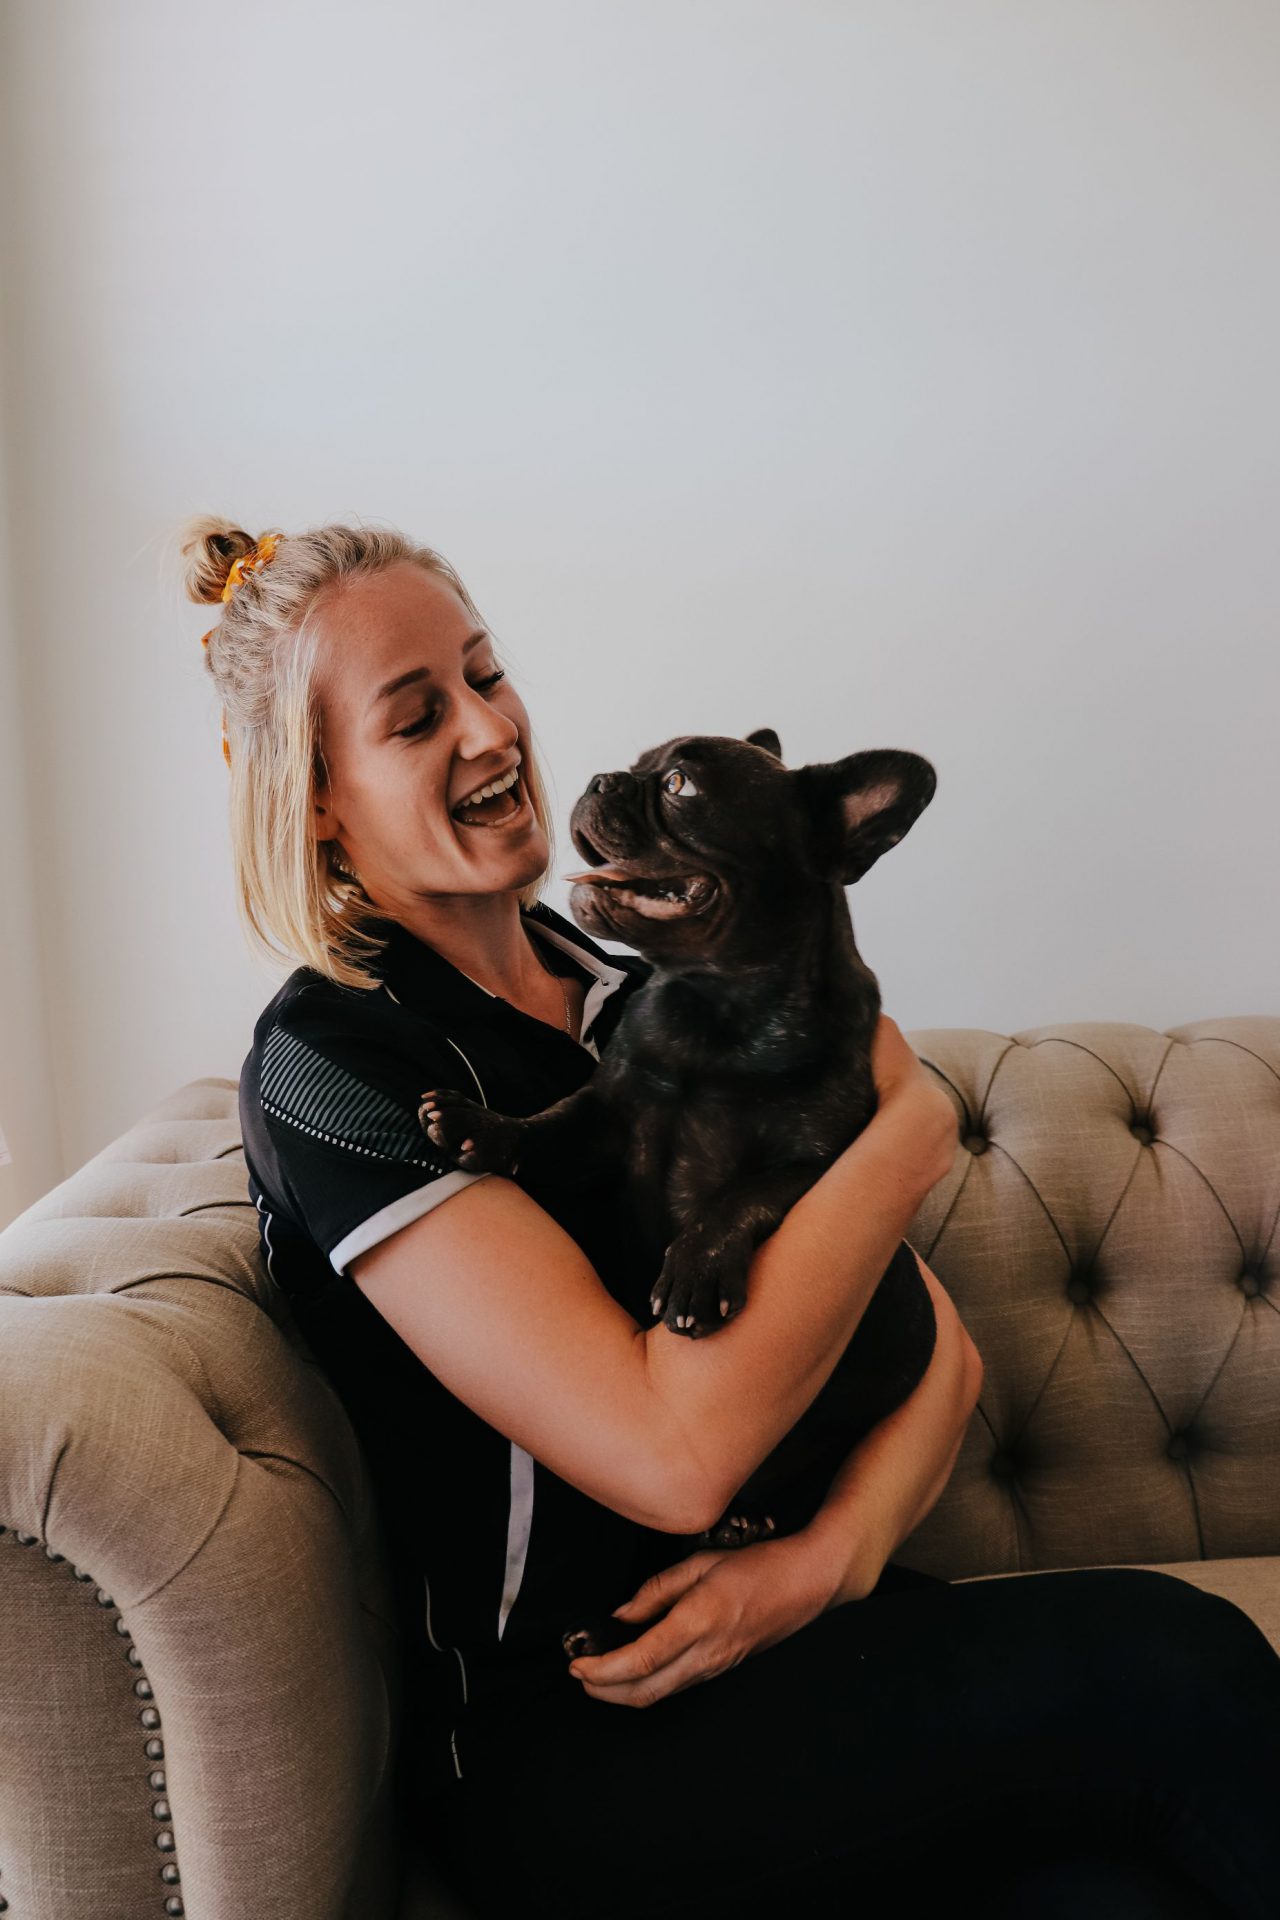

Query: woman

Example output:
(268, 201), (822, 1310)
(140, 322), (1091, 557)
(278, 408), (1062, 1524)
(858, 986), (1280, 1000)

(186, 515), (1280, 1919)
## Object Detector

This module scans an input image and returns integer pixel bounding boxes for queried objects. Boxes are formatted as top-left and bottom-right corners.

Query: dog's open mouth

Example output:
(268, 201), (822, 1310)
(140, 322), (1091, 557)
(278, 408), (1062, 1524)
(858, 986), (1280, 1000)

(562, 863), (718, 921)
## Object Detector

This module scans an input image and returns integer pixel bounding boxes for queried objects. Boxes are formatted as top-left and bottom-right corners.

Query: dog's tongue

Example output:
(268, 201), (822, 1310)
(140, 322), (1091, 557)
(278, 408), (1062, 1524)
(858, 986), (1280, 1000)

(562, 865), (637, 886)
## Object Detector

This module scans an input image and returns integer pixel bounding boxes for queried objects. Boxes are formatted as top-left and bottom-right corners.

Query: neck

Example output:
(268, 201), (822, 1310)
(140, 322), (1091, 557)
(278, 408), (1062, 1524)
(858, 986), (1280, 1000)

(391, 892), (550, 1001)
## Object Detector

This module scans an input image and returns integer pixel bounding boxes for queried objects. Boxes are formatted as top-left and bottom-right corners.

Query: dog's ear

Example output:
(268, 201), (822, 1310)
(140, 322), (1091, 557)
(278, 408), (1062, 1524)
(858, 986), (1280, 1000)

(794, 749), (936, 885)
(746, 727), (783, 761)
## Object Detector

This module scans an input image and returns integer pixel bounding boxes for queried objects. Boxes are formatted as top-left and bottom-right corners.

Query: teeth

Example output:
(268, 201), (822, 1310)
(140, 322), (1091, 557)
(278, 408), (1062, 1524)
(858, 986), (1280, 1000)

(457, 766), (520, 810)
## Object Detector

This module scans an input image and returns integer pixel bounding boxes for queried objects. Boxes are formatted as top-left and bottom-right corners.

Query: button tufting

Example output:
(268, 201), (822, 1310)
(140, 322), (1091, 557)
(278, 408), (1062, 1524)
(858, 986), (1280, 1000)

(1131, 1117), (1154, 1145)
(1240, 1269), (1262, 1297)
(964, 1133), (989, 1155)
(1167, 1433), (1190, 1462)
(1066, 1273), (1092, 1305)
(990, 1450), (1017, 1482)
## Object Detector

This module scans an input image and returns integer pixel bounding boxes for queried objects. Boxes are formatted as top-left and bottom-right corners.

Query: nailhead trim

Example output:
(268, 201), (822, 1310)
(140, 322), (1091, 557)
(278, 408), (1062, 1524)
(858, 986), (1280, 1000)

(0, 1545), (189, 1917)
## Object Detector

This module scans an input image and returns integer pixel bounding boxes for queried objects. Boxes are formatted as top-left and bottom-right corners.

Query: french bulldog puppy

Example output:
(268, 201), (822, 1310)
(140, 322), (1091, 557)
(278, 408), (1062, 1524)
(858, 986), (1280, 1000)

(418, 730), (941, 1649)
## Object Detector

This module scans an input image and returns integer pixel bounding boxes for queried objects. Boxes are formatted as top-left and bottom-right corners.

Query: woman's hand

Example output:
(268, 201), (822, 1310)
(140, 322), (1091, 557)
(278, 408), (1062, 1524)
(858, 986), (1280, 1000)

(566, 1532), (838, 1709)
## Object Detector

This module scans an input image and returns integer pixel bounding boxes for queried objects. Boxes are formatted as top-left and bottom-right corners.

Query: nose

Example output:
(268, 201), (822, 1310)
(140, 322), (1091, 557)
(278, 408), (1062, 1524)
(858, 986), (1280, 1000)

(457, 682), (518, 755)
(586, 771), (636, 797)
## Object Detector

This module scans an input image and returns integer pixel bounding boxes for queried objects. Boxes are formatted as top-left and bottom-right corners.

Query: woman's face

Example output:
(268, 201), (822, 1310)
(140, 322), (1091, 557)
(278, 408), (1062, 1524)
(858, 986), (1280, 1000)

(310, 560), (547, 913)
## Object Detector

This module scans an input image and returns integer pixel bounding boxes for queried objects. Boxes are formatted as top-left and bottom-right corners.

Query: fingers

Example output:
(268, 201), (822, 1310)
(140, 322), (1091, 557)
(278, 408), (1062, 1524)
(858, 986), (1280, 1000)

(568, 1608), (701, 1692)
(612, 1552), (719, 1624)
(573, 1635), (734, 1708)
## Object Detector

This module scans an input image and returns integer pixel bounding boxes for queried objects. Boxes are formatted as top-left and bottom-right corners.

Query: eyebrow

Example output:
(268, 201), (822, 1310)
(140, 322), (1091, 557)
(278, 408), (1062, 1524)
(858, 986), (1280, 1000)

(372, 631), (489, 709)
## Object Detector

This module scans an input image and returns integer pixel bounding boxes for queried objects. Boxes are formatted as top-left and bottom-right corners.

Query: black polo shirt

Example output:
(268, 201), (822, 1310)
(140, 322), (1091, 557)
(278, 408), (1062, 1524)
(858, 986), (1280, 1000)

(239, 899), (676, 1789)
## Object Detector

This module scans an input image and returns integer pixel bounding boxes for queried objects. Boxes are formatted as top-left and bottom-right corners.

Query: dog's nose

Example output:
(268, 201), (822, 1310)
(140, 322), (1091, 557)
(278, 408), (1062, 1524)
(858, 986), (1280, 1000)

(587, 771), (634, 797)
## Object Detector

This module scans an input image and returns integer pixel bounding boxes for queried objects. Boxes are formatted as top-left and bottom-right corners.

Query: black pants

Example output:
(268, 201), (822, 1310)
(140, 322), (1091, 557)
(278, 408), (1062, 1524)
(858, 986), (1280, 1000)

(423, 1563), (1280, 1918)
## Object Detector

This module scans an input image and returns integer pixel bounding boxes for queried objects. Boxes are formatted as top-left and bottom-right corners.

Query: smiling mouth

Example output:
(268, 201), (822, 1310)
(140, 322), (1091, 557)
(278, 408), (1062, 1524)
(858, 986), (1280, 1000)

(451, 770), (529, 827)
(562, 863), (718, 920)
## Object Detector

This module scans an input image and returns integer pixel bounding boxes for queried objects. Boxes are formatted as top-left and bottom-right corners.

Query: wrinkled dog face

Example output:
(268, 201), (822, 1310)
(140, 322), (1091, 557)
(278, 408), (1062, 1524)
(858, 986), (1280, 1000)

(564, 728), (788, 958)
(564, 727), (936, 965)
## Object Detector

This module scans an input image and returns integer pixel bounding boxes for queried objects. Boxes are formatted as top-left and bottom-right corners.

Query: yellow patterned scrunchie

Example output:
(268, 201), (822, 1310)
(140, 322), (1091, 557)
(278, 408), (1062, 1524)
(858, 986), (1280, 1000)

(220, 530), (281, 601)
(200, 533), (283, 766)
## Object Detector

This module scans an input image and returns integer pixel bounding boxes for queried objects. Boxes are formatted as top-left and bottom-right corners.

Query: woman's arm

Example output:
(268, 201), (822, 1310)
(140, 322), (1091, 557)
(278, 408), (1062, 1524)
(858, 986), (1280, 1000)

(797, 1254), (983, 1607)
(352, 1017), (957, 1535)
(566, 1260), (981, 1706)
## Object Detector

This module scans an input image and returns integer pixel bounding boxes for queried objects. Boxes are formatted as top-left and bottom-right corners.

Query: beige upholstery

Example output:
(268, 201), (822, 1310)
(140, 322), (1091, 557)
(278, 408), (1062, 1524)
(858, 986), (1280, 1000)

(0, 1015), (1276, 1918)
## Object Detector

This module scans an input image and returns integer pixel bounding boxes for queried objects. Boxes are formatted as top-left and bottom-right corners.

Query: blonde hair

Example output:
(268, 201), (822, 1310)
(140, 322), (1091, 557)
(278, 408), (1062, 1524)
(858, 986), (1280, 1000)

(178, 517), (557, 991)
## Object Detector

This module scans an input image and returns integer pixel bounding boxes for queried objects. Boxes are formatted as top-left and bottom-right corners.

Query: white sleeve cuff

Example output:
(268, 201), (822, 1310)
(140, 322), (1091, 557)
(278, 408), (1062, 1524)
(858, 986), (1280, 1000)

(329, 1169), (493, 1274)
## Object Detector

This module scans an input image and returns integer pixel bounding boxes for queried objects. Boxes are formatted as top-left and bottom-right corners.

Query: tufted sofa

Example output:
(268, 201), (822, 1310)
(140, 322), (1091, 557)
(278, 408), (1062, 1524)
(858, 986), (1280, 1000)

(0, 1015), (1277, 1918)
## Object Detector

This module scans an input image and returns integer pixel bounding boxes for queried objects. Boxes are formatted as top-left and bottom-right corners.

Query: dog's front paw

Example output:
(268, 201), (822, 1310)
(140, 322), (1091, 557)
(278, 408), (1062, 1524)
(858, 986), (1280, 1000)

(649, 1231), (750, 1339)
(561, 1617), (639, 1661)
(418, 1089), (524, 1176)
(701, 1510), (777, 1551)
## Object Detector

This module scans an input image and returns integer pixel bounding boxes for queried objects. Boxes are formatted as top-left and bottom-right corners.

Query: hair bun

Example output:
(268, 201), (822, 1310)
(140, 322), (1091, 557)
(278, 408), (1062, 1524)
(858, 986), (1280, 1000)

(177, 515), (259, 606)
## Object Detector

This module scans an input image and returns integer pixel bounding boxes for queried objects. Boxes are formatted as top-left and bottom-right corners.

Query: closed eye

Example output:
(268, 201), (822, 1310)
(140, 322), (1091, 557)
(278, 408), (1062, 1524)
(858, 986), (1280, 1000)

(396, 669), (506, 738)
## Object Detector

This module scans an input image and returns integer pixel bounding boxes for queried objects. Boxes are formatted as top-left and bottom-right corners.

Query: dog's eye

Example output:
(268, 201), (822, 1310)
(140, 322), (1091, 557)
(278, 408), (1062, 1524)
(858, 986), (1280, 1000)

(662, 769), (699, 797)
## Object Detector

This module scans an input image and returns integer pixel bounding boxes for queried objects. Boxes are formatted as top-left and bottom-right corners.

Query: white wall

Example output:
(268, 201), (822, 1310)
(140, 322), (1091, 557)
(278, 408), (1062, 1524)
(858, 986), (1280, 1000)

(2, 0), (1277, 1212)
(0, 315), (62, 1224)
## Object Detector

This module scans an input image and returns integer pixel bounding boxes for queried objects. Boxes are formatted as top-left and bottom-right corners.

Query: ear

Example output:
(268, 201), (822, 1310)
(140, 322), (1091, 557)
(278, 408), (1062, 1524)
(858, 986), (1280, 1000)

(794, 749), (936, 885)
(746, 727), (783, 761)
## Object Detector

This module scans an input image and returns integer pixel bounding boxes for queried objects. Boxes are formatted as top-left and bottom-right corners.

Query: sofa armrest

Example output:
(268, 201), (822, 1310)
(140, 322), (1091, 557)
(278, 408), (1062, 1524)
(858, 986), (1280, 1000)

(0, 1079), (406, 1919)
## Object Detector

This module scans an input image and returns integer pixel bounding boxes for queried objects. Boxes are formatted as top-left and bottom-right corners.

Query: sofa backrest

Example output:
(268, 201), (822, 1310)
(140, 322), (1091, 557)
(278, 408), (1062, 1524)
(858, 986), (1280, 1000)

(3, 1019), (1276, 1588)
(900, 1015), (1280, 1579)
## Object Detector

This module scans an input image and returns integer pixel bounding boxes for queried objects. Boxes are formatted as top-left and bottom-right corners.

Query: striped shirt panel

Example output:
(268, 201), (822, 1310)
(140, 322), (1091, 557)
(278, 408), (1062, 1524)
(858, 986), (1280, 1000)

(260, 1019), (455, 1173)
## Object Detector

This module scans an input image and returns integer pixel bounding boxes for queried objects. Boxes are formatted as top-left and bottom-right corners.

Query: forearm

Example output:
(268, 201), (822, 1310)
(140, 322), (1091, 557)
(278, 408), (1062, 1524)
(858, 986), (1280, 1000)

(799, 1259), (982, 1607)
(641, 1087), (956, 1520)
